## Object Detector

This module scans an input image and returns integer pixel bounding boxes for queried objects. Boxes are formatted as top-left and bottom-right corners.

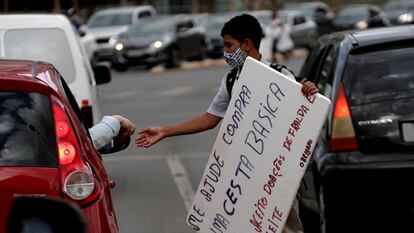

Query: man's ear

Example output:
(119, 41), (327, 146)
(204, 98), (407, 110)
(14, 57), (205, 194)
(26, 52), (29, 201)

(243, 39), (255, 52)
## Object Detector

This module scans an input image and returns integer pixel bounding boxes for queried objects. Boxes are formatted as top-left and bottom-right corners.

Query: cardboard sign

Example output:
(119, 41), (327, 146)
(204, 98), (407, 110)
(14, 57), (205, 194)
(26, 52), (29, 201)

(187, 57), (331, 233)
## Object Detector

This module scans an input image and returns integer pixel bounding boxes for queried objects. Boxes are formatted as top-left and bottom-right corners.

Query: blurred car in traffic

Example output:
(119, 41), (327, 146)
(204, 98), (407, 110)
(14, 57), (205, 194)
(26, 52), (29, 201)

(278, 10), (318, 49)
(299, 25), (414, 233)
(0, 14), (111, 128)
(78, 25), (100, 65)
(282, 1), (334, 35)
(333, 4), (390, 31)
(194, 11), (240, 58)
(384, 0), (414, 25)
(111, 15), (209, 71)
(87, 6), (157, 62)
(0, 60), (119, 233)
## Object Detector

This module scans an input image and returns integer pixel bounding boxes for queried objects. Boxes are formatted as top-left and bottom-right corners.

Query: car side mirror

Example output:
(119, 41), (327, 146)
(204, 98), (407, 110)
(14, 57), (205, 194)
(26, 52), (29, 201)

(93, 65), (111, 85)
(7, 197), (87, 233)
(78, 25), (88, 37)
(99, 136), (131, 154)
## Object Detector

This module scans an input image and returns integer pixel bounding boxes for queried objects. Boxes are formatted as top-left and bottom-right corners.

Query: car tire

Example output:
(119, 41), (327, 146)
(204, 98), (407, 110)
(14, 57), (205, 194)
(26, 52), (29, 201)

(165, 49), (181, 68)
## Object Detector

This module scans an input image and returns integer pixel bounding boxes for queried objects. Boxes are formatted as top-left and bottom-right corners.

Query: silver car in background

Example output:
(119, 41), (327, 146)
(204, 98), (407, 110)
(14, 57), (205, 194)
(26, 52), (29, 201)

(87, 5), (157, 62)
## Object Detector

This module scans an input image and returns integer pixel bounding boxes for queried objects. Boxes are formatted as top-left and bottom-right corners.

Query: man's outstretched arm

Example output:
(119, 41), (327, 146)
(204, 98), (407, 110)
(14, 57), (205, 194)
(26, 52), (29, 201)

(135, 112), (222, 148)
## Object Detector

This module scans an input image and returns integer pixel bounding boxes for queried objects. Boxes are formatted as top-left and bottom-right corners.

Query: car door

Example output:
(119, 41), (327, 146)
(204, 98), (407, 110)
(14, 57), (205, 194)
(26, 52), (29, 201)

(300, 44), (337, 209)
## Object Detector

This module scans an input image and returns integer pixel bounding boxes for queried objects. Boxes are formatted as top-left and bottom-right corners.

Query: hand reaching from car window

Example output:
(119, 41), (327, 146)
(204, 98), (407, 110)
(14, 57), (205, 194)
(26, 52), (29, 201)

(112, 115), (136, 144)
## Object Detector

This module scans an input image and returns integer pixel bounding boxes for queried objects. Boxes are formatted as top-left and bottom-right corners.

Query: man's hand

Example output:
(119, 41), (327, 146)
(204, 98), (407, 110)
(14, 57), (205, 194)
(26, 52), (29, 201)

(112, 115), (135, 144)
(135, 126), (165, 148)
(300, 78), (319, 96)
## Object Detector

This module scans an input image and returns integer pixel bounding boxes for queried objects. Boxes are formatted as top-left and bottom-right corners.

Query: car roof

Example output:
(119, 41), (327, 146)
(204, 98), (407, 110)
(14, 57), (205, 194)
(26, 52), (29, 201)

(320, 25), (414, 48)
(94, 5), (154, 15)
(0, 14), (71, 30)
(0, 59), (59, 90)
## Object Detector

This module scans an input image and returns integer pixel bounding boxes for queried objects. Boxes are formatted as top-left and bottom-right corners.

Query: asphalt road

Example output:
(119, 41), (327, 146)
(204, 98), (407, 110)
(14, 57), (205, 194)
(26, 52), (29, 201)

(98, 57), (305, 233)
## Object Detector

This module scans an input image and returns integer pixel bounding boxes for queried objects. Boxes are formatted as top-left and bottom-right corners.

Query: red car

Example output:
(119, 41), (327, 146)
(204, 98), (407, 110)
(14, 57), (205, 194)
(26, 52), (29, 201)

(0, 60), (118, 233)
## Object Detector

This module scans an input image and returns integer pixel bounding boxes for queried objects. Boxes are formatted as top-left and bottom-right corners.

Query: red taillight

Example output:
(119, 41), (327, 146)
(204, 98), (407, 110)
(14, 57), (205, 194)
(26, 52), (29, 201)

(51, 97), (100, 206)
(330, 83), (358, 151)
(58, 141), (76, 165)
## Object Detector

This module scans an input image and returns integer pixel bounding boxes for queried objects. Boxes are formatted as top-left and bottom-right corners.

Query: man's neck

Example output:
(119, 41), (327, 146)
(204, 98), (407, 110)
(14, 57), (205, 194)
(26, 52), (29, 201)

(249, 51), (261, 61)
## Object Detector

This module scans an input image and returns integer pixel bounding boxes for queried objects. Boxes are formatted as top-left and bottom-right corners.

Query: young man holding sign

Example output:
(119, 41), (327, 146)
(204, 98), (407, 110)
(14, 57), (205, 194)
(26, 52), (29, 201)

(135, 14), (318, 233)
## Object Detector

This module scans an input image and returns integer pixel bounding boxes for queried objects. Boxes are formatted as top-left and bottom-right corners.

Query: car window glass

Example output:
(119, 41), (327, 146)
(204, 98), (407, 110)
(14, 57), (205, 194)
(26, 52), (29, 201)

(3, 29), (76, 84)
(344, 46), (414, 105)
(138, 11), (152, 19)
(60, 76), (91, 137)
(127, 18), (174, 36)
(0, 92), (57, 167)
(316, 47), (335, 98)
(88, 12), (133, 27)
(293, 16), (306, 25)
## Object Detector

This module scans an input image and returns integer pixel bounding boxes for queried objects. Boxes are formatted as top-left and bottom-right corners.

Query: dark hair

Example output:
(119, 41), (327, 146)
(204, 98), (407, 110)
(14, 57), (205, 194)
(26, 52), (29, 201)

(221, 13), (262, 49)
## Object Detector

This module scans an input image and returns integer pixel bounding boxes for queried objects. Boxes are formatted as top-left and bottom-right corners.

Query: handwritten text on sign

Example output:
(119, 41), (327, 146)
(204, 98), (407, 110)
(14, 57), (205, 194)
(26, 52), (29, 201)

(187, 57), (330, 233)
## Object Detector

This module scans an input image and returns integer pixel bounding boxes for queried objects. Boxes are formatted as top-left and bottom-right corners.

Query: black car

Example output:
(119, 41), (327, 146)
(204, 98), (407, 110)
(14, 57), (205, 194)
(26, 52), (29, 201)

(111, 15), (208, 71)
(196, 12), (240, 58)
(298, 25), (414, 233)
(333, 4), (390, 31)
(384, 0), (414, 25)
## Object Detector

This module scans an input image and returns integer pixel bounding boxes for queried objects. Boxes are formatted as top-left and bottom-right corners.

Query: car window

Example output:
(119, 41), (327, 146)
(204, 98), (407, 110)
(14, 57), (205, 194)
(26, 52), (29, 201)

(127, 18), (174, 36)
(0, 92), (57, 167)
(293, 16), (306, 25)
(138, 11), (152, 19)
(343, 46), (414, 105)
(316, 47), (336, 98)
(3, 29), (76, 84)
(60, 76), (91, 137)
(88, 12), (133, 27)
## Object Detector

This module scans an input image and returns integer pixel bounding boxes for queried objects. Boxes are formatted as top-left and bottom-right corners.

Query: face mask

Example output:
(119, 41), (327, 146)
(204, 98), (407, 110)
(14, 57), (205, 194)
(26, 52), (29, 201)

(223, 47), (247, 68)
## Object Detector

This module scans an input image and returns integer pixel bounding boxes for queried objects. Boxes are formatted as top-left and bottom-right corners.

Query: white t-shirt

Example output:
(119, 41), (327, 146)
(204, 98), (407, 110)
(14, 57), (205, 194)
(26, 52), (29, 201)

(207, 58), (295, 118)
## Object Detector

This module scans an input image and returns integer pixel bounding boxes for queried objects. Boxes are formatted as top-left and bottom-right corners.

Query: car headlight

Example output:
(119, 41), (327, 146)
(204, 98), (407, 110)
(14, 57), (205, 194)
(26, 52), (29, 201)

(356, 20), (368, 29)
(115, 43), (124, 51)
(153, 40), (163, 49)
(398, 13), (413, 23)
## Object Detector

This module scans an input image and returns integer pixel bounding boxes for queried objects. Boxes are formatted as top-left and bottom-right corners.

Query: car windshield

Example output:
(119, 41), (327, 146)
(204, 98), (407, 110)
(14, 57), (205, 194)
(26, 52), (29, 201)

(278, 12), (289, 24)
(88, 12), (133, 27)
(3, 29), (76, 84)
(283, 5), (314, 17)
(126, 18), (174, 36)
(344, 46), (414, 105)
(384, 0), (414, 11)
(0, 92), (57, 167)
(337, 6), (368, 19)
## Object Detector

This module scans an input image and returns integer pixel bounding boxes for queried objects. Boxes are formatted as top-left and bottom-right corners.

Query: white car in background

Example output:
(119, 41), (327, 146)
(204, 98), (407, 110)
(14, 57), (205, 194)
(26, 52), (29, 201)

(279, 10), (318, 49)
(87, 5), (157, 62)
(0, 14), (111, 127)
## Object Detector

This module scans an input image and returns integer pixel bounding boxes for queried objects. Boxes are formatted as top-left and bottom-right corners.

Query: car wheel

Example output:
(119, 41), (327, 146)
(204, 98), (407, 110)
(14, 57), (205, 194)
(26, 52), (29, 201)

(165, 49), (181, 68)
